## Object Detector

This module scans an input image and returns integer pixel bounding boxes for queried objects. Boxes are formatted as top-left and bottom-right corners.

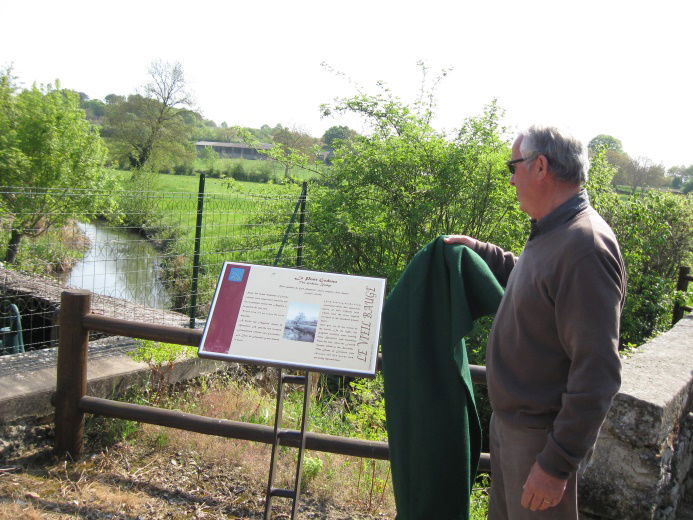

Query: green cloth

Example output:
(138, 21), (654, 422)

(381, 237), (504, 520)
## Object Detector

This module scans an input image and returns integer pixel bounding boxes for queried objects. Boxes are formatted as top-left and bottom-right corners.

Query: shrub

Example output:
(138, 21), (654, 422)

(606, 192), (692, 344)
(306, 98), (527, 287)
(174, 164), (194, 176)
(589, 152), (693, 345)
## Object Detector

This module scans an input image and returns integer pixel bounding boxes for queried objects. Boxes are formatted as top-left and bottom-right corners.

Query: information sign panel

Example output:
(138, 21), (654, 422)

(198, 262), (386, 377)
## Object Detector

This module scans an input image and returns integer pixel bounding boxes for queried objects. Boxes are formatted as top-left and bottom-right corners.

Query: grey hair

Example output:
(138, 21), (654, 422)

(518, 126), (589, 185)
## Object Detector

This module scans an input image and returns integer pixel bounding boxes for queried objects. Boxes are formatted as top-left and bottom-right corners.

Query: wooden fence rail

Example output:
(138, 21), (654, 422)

(54, 289), (490, 472)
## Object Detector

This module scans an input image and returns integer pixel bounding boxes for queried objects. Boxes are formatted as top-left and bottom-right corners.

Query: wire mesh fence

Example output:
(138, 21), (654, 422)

(0, 180), (308, 354)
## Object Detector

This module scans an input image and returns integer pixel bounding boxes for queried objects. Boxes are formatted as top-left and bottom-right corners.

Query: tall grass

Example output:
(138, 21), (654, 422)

(91, 363), (490, 517)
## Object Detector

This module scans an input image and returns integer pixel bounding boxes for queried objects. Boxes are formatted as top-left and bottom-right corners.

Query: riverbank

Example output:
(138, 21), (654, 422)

(0, 220), (91, 278)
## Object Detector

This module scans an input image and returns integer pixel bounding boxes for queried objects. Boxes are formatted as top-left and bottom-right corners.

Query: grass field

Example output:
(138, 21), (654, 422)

(108, 169), (308, 314)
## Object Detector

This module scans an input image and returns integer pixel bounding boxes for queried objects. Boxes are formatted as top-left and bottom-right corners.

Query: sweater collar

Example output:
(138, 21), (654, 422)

(529, 189), (590, 240)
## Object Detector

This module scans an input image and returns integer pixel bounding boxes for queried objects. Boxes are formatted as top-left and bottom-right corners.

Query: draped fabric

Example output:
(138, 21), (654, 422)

(382, 237), (504, 519)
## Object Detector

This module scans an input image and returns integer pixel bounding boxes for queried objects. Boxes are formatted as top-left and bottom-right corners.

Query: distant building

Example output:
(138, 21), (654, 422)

(195, 141), (335, 164)
(195, 141), (272, 160)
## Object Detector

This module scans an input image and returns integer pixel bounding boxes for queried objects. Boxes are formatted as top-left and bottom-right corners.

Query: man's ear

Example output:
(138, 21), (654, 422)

(535, 154), (550, 180)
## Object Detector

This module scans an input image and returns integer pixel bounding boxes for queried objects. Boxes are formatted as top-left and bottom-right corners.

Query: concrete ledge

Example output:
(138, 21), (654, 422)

(580, 314), (693, 520)
(0, 337), (231, 458)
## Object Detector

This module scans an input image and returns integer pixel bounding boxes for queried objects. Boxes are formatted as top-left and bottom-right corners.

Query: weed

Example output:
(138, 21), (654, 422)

(301, 455), (323, 491)
(127, 339), (196, 401)
(85, 415), (139, 447)
(470, 475), (491, 519)
(153, 432), (170, 448)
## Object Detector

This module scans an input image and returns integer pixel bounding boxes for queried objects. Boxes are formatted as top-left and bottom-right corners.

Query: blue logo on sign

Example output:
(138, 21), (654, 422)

(228, 267), (246, 282)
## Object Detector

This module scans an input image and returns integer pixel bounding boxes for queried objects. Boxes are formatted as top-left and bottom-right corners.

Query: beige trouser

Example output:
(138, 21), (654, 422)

(488, 413), (586, 520)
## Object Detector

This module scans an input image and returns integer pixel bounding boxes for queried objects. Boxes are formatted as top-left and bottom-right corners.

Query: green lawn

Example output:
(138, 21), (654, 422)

(108, 169), (307, 312)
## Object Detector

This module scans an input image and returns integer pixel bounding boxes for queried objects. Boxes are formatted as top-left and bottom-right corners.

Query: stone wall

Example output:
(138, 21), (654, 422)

(580, 314), (693, 519)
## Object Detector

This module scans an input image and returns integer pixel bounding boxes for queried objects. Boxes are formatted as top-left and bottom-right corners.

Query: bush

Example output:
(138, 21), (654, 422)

(174, 164), (194, 176)
(606, 192), (692, 344)
(589, 152), (693, 345)
(306, 98), (527, 287)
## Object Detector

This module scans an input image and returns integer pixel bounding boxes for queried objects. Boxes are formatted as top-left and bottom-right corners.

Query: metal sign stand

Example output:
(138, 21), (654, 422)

(263, 368), (312, 520)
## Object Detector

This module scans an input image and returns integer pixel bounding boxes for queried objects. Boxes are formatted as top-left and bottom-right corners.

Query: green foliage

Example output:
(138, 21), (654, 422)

(682, 178), (693, 194)
(80, 97), (107, 122)
(192, 156), (282, 182)
(600, 191), (692, 345)
(588, 151), (692, 344)
(127, 339), (197, 399)
(236, 126), (325, 179)
(102, 61), (195, 171)
(112, 170), (174, 241)
(301, 455), (324, 491)
(608, 152), (666, 193)
(470, 475), (490, 519)
(588, 134), (623, 155)
(322, 125), (358, 147)
(86, 416), (140, 446)
(345, 374), (387, 441)
(128, 339), (196, 366)
(1, 223), (89, 275)
(198, 145), (219, 172)
(0, 70), (114, 263)
(153, 431), (171, 448)
(307, 92), (526, 287)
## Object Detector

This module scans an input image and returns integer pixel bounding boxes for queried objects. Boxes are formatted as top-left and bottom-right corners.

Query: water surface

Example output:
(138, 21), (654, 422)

(65, 221), (171, 309)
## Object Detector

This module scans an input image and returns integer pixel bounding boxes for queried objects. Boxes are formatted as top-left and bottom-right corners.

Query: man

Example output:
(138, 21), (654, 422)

(445, 126), (626, 519)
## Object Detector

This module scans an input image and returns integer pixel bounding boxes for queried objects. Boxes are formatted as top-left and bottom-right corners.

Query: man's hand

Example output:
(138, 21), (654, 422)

(521, 462), (568, 511)
(443, 235), (477, 248)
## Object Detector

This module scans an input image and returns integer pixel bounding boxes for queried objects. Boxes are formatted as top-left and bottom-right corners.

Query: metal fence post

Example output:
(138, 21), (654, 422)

(672, 265), (692, 326)
(296, 182), (307, 269)
(54, 289), (91, 458)
(189, 173), (206, 328)
(274, 182), (307, 267)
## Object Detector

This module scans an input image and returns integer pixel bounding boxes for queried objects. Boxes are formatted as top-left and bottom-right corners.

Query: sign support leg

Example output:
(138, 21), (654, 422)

(264, 368), (312, 519)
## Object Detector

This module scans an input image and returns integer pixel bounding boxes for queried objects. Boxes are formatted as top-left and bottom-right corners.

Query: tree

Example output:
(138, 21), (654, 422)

(0, 71), (112, 263)
(81, 98), (106, 122)
(682, 178), (693, 194)
(104, 93), (125, 105)
(198, 145), (219, 173)
(322, 125), (358, 147)
(588, 134), (623, 156)
(103, 60), (195, 170)
(606, 149), (632, 187)
(606, 150), (666, 192)
(668, 164), (693, 188)
(270, 124), (322, 177)
(620, 156), (665, 193)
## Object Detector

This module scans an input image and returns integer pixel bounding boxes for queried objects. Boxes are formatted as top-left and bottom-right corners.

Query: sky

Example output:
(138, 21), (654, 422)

(1, 0), (692, 169)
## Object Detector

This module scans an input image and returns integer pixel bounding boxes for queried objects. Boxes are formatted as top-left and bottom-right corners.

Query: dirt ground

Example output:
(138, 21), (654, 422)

(0, 435), (392, 520)
(0, 367), (397, 519)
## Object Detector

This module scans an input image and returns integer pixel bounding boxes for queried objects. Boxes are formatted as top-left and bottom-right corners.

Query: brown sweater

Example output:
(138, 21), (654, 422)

(472, 191), (626, 479)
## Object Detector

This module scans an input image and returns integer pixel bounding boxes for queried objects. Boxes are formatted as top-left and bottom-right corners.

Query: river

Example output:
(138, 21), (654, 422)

(65, 221), (171, 309)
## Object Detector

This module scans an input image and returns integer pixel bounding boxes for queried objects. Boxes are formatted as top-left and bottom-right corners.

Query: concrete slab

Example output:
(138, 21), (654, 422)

(0, 336), (228, 424)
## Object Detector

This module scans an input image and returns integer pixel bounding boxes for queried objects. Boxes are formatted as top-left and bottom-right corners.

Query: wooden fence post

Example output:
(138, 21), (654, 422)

(54, 290), (91, 458)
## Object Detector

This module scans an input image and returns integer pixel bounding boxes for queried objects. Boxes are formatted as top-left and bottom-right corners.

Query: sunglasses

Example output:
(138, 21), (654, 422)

(506, 157), (531, 175)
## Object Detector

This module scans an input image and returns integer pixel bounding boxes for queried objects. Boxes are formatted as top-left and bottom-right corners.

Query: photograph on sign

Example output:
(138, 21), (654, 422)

(198, 262), (386, 377)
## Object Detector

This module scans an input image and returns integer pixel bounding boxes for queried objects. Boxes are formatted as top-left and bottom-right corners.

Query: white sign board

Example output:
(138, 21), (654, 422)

(198, 262), (386, 377)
